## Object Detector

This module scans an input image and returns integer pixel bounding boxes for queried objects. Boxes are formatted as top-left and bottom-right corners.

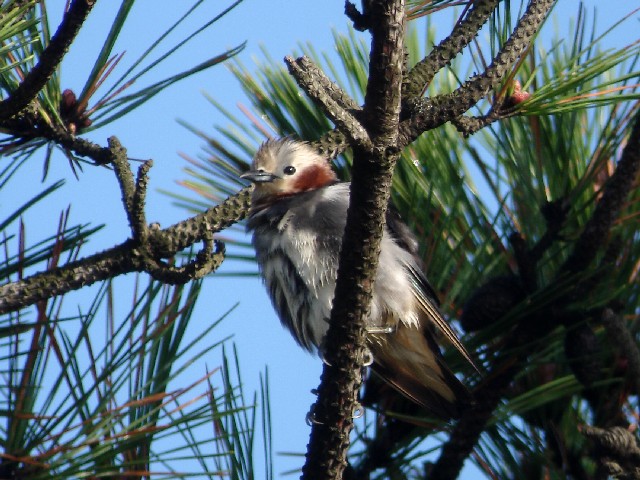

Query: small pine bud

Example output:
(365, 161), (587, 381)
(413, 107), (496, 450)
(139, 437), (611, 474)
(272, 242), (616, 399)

(503, 79), (531, 108)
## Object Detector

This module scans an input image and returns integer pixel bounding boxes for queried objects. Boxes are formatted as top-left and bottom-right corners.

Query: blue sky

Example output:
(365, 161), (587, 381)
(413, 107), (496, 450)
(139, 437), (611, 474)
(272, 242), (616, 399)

(6, 0), (638, 477)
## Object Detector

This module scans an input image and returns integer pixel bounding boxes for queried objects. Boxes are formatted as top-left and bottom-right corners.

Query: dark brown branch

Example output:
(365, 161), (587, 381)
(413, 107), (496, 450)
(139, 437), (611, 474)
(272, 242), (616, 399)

(0, 112), (114, 164)
(0, 239), (136, 314)
(398, 0), (555, 148)
(403, 0), (501, 99)
(42, 117), (114, 163)
(0, 187), (251, 314)
(107, 137), (228, 284)
(0, 0), (96, 121)
(132, 159), (154, 239)
(301, 1), (406, 479)
(583, 425), (640, 461)
(11, 109), (236, 284)
(562, 109), (640, 274)
(109, 137), (138, 229)
(362, 0), (404, 143)
(430, 360), (521, 480)
(158, 187), (252, 255)
(345, 1), (371, 32)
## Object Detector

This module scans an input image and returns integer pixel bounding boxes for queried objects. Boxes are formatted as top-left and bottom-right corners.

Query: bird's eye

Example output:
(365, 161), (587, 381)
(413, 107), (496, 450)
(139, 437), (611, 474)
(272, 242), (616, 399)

(283, 166), (296, 175)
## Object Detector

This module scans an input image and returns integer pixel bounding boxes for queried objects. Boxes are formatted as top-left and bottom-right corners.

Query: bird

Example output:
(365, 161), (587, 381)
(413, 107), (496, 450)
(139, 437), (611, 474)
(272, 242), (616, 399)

(241, 137), (474, 419)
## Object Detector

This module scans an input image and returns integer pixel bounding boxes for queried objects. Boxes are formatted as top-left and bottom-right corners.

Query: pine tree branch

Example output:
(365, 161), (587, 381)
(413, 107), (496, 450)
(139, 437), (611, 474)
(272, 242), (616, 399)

(344, 1), (371, 32)
(287, 55), (361, 112)
(286, 54), (361, 158)
(429, 108), (640, 480)
(294, 4), (555, 477)
(0, 111), (114, 163)
(310, 0), (500, 157)
(398, 0), (555, 147)
(0, 0), (96, 121)
(0, 179), (251, 314)
(402, 0), (501, 99)
(285, 55), (371, 149)
(301, 1), (405, 479)
(311, 0), (549, 157)
(1, 78), (261, 315)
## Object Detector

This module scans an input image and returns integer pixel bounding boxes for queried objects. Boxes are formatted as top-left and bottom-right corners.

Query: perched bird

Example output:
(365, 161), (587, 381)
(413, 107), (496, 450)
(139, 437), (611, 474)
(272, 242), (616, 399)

(241, 138), (473, 419)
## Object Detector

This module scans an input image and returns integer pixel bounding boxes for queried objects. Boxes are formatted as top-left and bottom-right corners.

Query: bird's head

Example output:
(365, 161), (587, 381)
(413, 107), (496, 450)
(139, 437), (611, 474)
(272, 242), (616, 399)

(241, 138), (337, 203)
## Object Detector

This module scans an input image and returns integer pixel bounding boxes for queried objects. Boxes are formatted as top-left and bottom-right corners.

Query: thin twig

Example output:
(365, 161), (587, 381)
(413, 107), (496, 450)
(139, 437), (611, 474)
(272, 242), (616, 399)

(288, 55), (361, 111)
(1, 113), (114, 163)
(109, 137), (137, 229)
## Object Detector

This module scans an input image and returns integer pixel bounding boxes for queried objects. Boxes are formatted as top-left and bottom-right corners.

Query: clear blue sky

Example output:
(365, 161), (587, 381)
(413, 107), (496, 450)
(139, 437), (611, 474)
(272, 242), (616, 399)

(7, 0), (637, 477)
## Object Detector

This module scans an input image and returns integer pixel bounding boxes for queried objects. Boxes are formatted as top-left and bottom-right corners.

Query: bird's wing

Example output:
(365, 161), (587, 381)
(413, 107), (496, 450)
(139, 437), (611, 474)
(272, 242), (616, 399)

(406, 264), (479, 373)
(384, 206), (478, 373)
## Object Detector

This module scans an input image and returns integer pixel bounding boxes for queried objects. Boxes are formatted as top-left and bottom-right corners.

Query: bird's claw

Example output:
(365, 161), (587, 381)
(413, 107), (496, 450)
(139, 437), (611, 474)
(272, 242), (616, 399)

(352, 402), (364, 419)
(306, 403), (323, 426)
(362, 348), (374, 367)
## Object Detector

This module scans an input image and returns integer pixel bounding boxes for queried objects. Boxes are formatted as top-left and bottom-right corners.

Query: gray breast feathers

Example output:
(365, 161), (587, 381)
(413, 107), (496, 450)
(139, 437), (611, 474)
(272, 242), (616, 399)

(247, 185), (348, 350)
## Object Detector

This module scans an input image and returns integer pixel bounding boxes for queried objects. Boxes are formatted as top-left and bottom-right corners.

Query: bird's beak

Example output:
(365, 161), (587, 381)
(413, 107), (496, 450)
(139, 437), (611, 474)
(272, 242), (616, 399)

(240, 170), (280, 183)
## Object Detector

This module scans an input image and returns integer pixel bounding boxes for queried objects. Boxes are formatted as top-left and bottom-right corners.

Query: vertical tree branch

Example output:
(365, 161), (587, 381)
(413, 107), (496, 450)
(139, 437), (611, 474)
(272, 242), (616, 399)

(301, 1), (405, 479)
